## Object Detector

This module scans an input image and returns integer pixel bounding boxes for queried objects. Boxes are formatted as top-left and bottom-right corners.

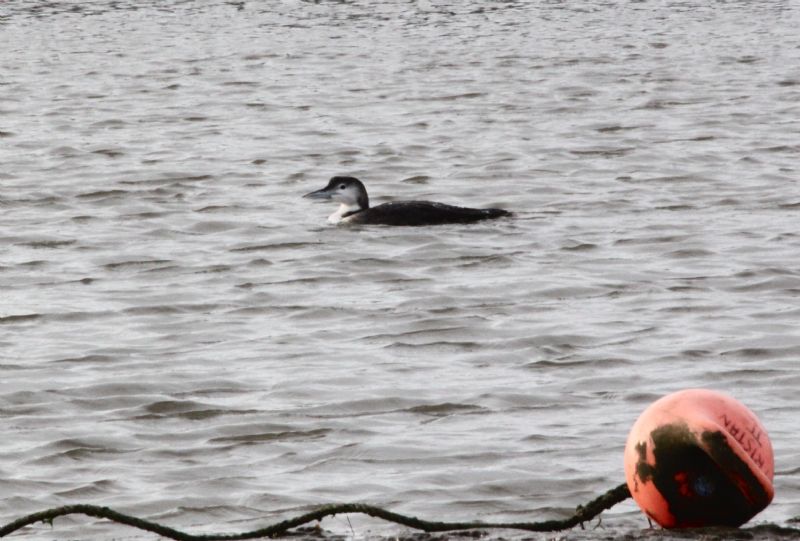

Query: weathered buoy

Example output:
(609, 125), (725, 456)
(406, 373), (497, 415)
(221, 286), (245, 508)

(624, 389), (774, 528)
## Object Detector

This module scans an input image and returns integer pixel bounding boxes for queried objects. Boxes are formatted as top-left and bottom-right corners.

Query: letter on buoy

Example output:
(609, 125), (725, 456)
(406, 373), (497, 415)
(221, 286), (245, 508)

(624, 389), (774, 528)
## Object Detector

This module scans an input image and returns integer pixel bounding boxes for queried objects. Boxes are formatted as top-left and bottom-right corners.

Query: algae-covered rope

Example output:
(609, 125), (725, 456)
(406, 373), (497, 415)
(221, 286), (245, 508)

(0, 482), (631, 540)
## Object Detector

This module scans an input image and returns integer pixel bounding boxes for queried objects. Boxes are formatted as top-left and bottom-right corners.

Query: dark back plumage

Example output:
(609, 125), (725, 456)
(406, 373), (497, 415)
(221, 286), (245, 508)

(347, 201), (511, 226)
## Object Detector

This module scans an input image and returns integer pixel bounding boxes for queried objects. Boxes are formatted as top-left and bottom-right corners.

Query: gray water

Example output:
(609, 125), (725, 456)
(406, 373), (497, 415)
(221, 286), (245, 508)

(1, 1), (799, 539)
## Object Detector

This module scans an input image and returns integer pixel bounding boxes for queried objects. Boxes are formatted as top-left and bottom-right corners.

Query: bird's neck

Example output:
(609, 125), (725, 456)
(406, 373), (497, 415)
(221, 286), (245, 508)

(328, 202), (364, 224)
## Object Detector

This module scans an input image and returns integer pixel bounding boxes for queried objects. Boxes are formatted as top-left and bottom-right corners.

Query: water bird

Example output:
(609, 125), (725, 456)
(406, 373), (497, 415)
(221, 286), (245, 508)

(303, 176), (512, 226)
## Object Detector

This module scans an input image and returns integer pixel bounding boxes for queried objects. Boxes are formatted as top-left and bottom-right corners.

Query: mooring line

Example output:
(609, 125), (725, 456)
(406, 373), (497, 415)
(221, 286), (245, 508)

(0, 483), (631, 540)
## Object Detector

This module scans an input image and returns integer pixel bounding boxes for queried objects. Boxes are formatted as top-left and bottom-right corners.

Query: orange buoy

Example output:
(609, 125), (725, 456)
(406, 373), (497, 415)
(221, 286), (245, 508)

(624, 389), (774, 528)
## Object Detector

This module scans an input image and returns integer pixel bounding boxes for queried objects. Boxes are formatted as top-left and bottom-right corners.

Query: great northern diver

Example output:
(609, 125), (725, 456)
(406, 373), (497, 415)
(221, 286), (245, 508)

(303, 176), (512, 226)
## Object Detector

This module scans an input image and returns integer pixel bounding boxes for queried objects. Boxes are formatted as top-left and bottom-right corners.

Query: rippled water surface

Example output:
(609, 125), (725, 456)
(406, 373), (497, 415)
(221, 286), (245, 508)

(2, 1), (800, 539)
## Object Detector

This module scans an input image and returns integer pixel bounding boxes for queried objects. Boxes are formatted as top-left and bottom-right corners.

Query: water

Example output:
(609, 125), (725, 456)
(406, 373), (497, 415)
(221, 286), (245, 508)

(1, 1), (799, 539)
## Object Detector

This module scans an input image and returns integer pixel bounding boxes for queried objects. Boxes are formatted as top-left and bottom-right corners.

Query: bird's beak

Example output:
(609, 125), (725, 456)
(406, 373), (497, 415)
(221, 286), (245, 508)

(303, 186), (333, 200)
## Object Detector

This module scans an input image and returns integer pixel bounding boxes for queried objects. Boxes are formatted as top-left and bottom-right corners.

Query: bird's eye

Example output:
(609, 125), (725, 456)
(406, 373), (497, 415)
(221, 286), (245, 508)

(339, 185), (346, 190)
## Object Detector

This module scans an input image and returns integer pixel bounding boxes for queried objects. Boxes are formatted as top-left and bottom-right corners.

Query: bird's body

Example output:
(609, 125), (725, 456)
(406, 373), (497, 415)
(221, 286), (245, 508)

(341, 201), (510, 226)
(303, 176), (511, 226)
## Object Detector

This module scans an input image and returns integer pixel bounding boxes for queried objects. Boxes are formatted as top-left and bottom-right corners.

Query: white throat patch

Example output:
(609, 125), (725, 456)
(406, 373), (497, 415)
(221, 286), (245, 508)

(328, 203), (362, 224)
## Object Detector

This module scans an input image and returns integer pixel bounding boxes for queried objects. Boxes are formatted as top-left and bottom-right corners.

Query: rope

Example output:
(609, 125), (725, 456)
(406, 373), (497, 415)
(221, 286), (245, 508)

(0, 482), (631, 540)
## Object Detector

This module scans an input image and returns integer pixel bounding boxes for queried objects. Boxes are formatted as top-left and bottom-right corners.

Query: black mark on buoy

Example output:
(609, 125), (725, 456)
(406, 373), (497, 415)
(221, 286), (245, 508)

(720, 413), (766, 469)
(633, 441), (649, 493)
(635, 423), (764, 527)
(701, 429), (771, 510)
